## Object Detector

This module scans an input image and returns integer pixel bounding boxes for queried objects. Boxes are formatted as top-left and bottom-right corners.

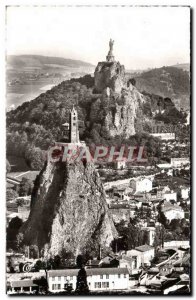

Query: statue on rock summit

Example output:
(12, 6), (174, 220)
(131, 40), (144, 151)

(106, 38), (115, 62)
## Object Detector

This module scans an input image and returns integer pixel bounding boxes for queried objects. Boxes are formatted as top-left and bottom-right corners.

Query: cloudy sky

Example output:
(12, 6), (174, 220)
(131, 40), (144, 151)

(6, 6), (190, 69)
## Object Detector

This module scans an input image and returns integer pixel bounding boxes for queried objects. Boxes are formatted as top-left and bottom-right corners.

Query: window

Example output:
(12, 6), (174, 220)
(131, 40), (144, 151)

(73, 122), (76, 126)
(102, 282), (109, 288)
(58, 276), (61, 281)
(70, 276), (73, 280)
(100, 275), (103, 279)
(73, 117), (76, 120)
(52, 284), (61, 290)
(94, 282), (101, 289)
(106, 274), (109, 279)
(124, 274), (127, 278)
(64, 276), (67, 281)
(118, 274), (121, 278)
(52, 277), (55, 281)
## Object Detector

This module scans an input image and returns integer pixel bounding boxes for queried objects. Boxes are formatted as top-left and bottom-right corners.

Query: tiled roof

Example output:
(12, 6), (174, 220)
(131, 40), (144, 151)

(48, 267), (129, 277)
(135, 245), (154, 252)
(10, 280), (38, 288)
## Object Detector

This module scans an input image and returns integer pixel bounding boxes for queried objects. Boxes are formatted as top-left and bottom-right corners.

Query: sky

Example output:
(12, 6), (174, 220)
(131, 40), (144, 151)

(6, 6), (190, 69)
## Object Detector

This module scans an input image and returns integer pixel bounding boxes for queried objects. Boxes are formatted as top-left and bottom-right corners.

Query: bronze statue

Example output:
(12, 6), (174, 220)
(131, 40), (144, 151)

(109, 39), (114, 53)
(106, 39), (115, 62)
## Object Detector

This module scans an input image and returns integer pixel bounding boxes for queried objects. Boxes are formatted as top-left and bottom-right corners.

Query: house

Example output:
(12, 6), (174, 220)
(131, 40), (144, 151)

(170, 158), (190, 168)
(126, 245), (155, 272)
(86, 259), (100, 269)
(161, 203), (185, 221)
(118, 256), (132, 273)
(99, 255), (119, 268)
(130, 178), (152, 193)
(47, 268), (129, 293)
(7, 279), (39, 294)
(163, 191), (177, 202)
(181, 187), (190, 200)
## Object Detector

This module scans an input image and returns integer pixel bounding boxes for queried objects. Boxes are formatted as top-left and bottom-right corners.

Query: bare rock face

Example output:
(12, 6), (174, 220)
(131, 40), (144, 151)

(104, 87), (146, 137)
(93, 59), (147, 138)
(90, 83), (146, 138)
(22, 159), (117, 257)
(94, 61), (126, 93)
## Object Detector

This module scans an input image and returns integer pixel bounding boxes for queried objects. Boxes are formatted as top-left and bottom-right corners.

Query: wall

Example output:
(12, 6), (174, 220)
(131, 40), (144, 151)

(164, 240), (190, 249)
(48, 273), (129, 292)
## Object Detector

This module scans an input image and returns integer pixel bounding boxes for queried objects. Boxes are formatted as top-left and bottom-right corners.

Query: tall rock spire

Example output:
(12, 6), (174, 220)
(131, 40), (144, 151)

(94, 39), (126, 93)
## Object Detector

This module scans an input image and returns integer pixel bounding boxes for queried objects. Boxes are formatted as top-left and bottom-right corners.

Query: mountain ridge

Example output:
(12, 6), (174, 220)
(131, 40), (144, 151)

(7, 54), (95, 69)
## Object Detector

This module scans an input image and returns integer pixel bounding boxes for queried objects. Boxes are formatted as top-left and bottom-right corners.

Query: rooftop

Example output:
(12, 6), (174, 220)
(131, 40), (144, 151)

(10, 280), (38, 288)
(48, 267), (129, 277)
(135, 245), (154, 252)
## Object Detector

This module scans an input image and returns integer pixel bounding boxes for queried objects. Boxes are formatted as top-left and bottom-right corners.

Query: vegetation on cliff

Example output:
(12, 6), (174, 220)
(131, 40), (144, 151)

(7, 73), (186, 170)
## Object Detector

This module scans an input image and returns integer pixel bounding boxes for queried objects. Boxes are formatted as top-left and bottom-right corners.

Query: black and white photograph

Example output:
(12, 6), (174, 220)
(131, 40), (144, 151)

(5, 4), (191, 296)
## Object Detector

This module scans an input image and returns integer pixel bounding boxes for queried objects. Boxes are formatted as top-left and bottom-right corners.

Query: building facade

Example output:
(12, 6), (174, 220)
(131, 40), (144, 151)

(130, 178), (152, 193)
(47, 268), (129, 293)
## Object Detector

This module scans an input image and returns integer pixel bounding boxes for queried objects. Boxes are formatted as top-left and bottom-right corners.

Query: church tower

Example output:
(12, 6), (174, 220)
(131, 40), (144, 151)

(69, 106), (79, 143)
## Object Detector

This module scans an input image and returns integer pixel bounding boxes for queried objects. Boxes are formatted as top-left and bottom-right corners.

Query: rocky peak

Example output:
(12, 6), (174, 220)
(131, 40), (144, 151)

(93, 40), (147, 138)
(94, 61), (126, 94)
(94, 39), (126, 93)
(21, 158), (117, 257)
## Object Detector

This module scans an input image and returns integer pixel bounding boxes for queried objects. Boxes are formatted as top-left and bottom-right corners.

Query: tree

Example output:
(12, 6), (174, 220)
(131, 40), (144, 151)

(75, 255), (89, 294)
(33, 276), (48, 294)
(16, 198), (25, 207)
(16, 232), (24, 250)
(52, 255), (61, 269)
(7, 217), (23, 250)
(170, 219), (181, 231)
(6, 189), (18, 202)
(19, 177), (33, 196)
(29, 245), (39, 259)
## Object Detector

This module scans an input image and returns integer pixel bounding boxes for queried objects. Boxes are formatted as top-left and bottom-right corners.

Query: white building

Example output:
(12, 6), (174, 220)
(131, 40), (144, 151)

(162, 204), (185, 221)
(150, 133), (175, 140)
(126, 245), (155, 272)
(7, 279), (39, 294)
(171, 158), (190, 168)
(130, 178), (152, 193)
(181, 187), (190, 200)
(47, 268), (129, 293)
(163, 191), (177, 202)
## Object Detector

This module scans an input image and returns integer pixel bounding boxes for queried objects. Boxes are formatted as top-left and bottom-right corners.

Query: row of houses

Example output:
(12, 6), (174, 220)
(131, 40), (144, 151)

(7, 248), (190, 295)
(7, 267), (129, 294)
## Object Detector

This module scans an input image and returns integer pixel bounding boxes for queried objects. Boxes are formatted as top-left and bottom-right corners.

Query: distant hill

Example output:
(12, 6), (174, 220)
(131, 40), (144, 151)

(170, 63), (190, 72)
(7, 54), (95, 69)
(134, 66), (190, 110)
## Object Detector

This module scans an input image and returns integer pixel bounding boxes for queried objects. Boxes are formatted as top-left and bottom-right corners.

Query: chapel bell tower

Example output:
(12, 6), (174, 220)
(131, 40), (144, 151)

(69, 106), (79, 143)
